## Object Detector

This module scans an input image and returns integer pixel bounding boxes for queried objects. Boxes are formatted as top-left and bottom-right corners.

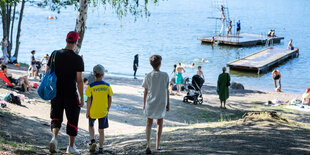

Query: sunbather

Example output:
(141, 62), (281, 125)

(1, 64), (29, 92)
(2, 65), (28, 90)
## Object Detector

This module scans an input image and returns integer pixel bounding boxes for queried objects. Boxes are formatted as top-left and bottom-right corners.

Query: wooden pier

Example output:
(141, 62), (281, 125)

(227, 47), (299, 74)
(198, 33), (284, 47)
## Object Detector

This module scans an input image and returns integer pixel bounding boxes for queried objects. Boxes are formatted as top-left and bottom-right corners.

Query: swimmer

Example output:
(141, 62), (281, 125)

(272, 69), (281, 92)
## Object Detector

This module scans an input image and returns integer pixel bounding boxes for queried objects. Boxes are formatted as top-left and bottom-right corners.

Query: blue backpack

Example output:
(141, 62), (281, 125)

(37, 51), (58, 100)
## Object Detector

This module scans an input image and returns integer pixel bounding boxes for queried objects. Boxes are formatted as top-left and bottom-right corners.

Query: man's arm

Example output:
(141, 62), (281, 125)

(108, 95), (112, 111)
(77, 72), (84, 107)
(45, 66), (49, 74)
(166, 88), (170, 111)
(143, 88), (147, 110)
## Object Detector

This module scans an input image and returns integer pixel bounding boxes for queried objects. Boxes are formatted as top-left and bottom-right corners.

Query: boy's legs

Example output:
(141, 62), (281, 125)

(98, 116), (109, 149)
(146, 118), (153, 149)
(89, 118), (95, 141)
(156, 118), (163, 150)
(98, 129), (104, 148)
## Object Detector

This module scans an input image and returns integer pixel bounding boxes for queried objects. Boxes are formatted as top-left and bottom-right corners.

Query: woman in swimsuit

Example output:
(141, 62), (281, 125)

(272, 69), (281, 92)
(175, 63), (185, 95)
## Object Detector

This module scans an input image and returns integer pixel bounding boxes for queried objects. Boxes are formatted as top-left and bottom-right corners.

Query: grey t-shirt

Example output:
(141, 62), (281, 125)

(142, 71), (169, 119)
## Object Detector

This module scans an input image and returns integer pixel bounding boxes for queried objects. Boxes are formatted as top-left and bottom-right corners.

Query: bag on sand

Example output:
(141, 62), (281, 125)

(4, 92), (21, 105)
(38, 51), (57, 100)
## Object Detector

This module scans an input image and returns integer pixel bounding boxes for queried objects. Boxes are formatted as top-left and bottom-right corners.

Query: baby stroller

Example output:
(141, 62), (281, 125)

(183, 75), (204, 104)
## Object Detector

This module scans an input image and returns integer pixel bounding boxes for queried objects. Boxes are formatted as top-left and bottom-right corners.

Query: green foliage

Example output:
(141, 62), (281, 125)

(36, 0), (161, 20)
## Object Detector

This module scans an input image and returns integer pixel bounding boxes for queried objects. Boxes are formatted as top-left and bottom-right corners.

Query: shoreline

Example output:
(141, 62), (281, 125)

(86, 71), (302, 95)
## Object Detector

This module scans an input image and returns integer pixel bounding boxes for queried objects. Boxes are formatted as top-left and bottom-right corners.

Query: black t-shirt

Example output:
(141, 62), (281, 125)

(47, 49), (84, 97)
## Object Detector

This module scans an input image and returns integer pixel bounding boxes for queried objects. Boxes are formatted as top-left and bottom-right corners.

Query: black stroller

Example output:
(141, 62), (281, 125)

(183, 75), (204, 104)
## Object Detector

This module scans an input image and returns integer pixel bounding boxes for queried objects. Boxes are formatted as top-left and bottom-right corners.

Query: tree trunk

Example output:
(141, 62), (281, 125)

(14, 0), (25, 58)
(9, 3), (16, 55)
(74, 0), (88, 54)
(2, 6), (7, 39)
(7, 4), (12, 57)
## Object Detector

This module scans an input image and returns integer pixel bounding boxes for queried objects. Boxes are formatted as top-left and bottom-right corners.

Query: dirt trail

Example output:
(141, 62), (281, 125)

(1, 64), (310, 154)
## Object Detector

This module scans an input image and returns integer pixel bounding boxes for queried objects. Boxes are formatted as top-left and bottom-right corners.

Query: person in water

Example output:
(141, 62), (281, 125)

(133, 54), (139, 79)
(287, 39), (294, 50)
(175, 63), (185, 95)
(272, 69), (281, 92)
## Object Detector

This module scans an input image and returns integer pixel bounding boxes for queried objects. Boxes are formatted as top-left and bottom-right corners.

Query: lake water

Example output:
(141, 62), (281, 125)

(13, 0), (310, 93)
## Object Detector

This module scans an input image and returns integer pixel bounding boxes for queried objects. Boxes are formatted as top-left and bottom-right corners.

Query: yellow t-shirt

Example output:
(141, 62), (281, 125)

(86, 81), (113, 119)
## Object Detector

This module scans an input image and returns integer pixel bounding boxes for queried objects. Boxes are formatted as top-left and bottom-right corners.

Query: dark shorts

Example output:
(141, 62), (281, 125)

(89, 115), (109, 129)
(50, 95), (81, 136)
(237, 27), (241, 32)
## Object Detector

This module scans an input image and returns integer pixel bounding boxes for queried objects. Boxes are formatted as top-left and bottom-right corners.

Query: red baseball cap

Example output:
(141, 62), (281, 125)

(66, 31), (80, 42)
(307, 88), (310, 92)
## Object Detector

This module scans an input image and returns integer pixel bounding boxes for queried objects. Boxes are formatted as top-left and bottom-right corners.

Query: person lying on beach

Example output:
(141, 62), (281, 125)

(1, 64), (29, 92)
(302, 88), (310, 104)
(287, 39), (294, 50)
(272, 69), (281, 92)
(267, 99), (286, 105)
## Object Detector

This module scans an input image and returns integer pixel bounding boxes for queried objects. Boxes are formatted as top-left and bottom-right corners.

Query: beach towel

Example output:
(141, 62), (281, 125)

(0, 71), (13, 87)
(217, 73), (230, 101)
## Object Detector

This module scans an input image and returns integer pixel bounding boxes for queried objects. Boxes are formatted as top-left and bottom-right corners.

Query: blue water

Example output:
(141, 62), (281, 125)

(9, 0), (310, 93)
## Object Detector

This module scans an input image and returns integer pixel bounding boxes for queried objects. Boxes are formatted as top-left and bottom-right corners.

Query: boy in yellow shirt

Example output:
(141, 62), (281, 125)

(86, 64), (113, 153)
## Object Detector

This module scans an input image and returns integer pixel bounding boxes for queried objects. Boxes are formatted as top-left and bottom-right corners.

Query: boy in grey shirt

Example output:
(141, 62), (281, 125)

(142, 55), (170, 154)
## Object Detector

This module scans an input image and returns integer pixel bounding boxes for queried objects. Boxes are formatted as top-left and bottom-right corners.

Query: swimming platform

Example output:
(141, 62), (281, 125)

(227, 47), (299, 74)
(198, 33), (284, 47)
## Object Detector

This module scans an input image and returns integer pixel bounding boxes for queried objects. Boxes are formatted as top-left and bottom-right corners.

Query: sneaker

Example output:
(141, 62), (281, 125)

(89, 140), (96, 153)
(49, 138), (58, 153)
(66, 145), (80, 154)
(98, 148), (104, 154)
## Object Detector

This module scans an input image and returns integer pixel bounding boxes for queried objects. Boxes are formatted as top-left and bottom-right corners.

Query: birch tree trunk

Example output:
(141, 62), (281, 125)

(13, 0), (25, 58)
(74, 0), (88, 54)
(9, 3), (16, 53)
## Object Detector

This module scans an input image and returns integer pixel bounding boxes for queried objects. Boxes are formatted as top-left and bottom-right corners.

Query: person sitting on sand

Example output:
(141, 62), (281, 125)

(287, 39), (294, 50)
(175, 62), (186, 95)
(142, 55), (170, 154)
(302, 88), (310, 104)
(197, 66), (205, 79)
(272, 69), (281, 92)
(1, 64), (29, 92)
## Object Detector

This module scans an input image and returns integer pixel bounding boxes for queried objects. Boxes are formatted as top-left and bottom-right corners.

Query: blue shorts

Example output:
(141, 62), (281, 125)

(89, 115), (109, 129)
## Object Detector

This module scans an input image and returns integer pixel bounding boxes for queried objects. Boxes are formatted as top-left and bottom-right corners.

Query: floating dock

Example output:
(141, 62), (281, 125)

(227, 48), (299, 74)
(198, 33), (284, 47)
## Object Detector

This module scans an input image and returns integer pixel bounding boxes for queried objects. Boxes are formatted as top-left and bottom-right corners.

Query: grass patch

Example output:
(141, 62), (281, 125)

(0, 136), (36, 154)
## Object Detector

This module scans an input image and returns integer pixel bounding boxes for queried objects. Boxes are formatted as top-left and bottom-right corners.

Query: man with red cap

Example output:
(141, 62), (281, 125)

(46, 31), (84, 154)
